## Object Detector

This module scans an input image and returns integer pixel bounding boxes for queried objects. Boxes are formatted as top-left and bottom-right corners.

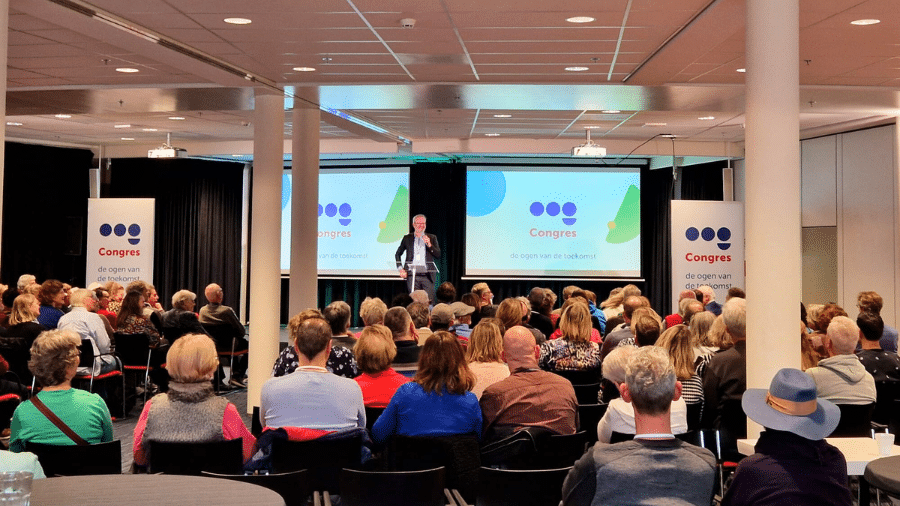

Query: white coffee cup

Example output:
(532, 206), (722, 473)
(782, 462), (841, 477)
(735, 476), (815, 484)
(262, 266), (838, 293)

(875, 432), (895, 456)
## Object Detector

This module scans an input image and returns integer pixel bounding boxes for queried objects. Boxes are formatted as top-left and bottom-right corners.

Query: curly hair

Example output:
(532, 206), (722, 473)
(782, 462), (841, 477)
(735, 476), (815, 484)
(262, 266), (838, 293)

(29, 329), (81, 387)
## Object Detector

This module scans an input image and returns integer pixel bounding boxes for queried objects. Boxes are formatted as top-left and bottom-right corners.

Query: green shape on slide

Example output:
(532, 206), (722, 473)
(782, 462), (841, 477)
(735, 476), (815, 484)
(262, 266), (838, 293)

(377, 185), (410, 243)
(606, 184), (640, 244)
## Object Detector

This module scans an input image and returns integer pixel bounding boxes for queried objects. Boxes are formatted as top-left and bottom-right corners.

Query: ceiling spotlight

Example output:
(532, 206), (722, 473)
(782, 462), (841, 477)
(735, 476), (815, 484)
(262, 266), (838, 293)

(55, 114), (71, 119)
(584, 126), (601, 129)
(601, 110), (621, 114)
(114, 124), (131, 128)
(565, 66), (589, 72)
(485, 133), (501, 137)
(224, 17), (252, 25)
(566, 16), (595, 23)
(850, 19), (880, 25)
(698, 116), (716, 120)
(121, 137), (134, 141)
(142, 128), (158, 132)
(736, 68), (746, 73)
(168, 116), (185, 120)
(293, 67), (316, 72)
(6, 122), (22, 126)
(493, 114), (512, 118)
(115, 68), (139, 73)
(660, 134), (676, 139)
(643, 122), (667, 127)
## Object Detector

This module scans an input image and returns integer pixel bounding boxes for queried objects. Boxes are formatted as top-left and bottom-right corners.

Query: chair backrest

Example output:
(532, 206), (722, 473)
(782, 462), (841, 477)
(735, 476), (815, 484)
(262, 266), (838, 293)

(577, 403), (607, 445)
(270, 434), (365, 493)
(114, 333), (151, 367)
(874, 381), (900, 425)
(364, 406), (385, 432)
(148, 438), (243, 475)
(202, 469), (310, 506)
(27, 440), (122, 476)
(476, 466), (572, 506)
(77, 339), (95, 369)
(571, 383), (600, 405)
(202, 324), (239, 350)
(551, 369), (601, 386)
(830, 403), (875, 437)
(0, 394), (21, 432)
(387, 434), (480, 502)
(686, 402), (703, 432)
(340, 467), (446, 506)
(536, 431), (589, 469)
(609, 431), (634, 444)
(480, 427), (544, 469)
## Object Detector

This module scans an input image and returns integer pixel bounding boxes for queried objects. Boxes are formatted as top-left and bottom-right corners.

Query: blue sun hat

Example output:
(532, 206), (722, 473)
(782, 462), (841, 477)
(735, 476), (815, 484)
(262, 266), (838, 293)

(741, 368), (840, 440)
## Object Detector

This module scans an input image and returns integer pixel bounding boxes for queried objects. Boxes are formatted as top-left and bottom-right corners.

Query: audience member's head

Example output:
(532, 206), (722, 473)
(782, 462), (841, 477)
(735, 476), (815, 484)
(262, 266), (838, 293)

(471, 283), (493, 305)
(826, 316), (859, 355)
(559, 301), (591, 344)
(722, 297), (746, 341)
(689, 310), (716, 348)
(354, 324), (397, 375)
(698, 285), (716, 305)
(29, 329), (81, 387)
(38, 280), (65, 308)
(429, 303), (454, 331)
(69, 288), (96, 309)
(16, 275), (36, 294)
(171, 289), (197, 311)
(496, 298), (524, 333)
(2, 288), (18, 312)
(632, 309), (661, 346)
(450, 301), (474, 325)
(323, 300), (352, 336)
(501, 326), (538, 371)
(562, 285), (579, 301)
(528, 287), (545, 312)
(126, 280), (152, 300)
(384, 306), (414, 341)
(415, 331), (475, 395)
(117, 290), (145, 324)
(359, 297), (388, 326)
(656, 324), (694, 381)
(166, 334), (218, 383)
(409, 290), (429, 306)
(292, 317), (332, 361)
(515, 297), (532, 323)
(681, 299), (705, 324)
(392, 292), (415, 308)
(624, 346), (678, 416)
(600, 286), (624, 310)
(857, 311), (884, 343)
(204, 283), (224, 304)
(806, 303), (823, 331)
(436, 282), (457, 304)
(466, 321), (504, 364)
(726, 287), (745, 301)
(814, 303), (847, 334)
(708, 314), (732, 350)
(9, 294), (39, 326)
(103, 281), (124, 303)
(460, 292), (480, 310)
(677, 289), (696, 303)
(623, 296), (643, 321)
(602, 345), (637, 386)
(741, 368), (839, 440)
(857, 291), (884, 315)
(407, 302), (430, 329)
(287, 308), (325, 345)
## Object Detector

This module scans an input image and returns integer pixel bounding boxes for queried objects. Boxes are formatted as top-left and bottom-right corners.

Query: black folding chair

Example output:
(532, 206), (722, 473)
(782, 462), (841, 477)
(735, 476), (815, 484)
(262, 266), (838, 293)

(148, 438), (243, 475)
(27, 440), (122, 477)
(475, 466), (572, 506)
(202, 469), (310, 506)
(270, 434), (365, 494)
(340, 467), (446, 506)
(73, 338), (126, 418)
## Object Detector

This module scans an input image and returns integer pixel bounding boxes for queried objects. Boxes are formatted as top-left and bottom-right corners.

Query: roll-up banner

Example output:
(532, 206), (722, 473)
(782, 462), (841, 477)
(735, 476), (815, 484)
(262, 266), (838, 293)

(670, 201), (744, 313)
(86, 198), (155, 286)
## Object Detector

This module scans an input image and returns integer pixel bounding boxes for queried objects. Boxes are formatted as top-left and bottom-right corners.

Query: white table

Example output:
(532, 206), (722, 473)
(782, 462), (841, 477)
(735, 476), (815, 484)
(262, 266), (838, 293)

(738, 437), (900, 476)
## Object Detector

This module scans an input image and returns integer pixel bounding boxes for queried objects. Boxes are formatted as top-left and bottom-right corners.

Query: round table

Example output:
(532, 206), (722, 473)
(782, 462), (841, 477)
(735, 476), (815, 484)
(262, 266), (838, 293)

(31, 474), (285, 505)
(865, 455), (900, 499)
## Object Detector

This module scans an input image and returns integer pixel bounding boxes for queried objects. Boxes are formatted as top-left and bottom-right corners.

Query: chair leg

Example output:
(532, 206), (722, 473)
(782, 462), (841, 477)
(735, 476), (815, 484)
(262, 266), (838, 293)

(229, 338), (236, 382)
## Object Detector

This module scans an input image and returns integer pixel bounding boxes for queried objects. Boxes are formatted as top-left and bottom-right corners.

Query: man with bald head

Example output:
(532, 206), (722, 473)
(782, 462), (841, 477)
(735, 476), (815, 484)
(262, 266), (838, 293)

(479, 326), (578, 443)
(199, 282), (248, 387)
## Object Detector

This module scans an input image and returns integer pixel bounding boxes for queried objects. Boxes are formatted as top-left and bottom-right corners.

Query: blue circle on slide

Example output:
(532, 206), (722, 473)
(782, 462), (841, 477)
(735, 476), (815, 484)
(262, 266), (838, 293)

(114, 224), (126, 237)
(686, 227), (699, 241)
(339, 203), (352, 217)
(100, 224), (112, 237)
(128, 224), (140, 237)
(529, 202), (544, 216)
(546, 202), (560, 216)
(467, 171), (507, 217)
(325, 203), (337, 217)
(562, 202), (577, 217)
(701, 227), (715, 241)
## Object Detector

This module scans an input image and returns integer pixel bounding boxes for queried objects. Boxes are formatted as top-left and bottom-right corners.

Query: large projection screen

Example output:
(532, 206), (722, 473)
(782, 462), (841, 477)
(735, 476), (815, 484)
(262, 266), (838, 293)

(466, 166), (641, 278)
(281, 167), (410, 275)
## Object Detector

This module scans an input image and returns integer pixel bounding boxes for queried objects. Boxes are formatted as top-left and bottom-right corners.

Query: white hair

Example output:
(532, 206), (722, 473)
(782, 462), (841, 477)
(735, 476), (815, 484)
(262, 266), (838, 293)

(827, 316), (859, 355)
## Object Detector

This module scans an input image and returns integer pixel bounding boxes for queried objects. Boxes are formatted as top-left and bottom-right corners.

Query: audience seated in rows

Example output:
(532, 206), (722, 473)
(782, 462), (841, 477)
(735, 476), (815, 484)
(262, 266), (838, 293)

(384, 307), (420, 365)
(36, 280), (65, 329)
(117, 290), (169, 392)
(465, 321), (509, 399)
(353, 297), (388, 339)
(701, 297), (747, 437)
(371, 331), (481, 444)
(561, 346), (716, 506)
(133, 334), (255, 467)
(600, 296), (643, 360)
(353, 325), (410, 408)
(160, 290), (207, 343)
(199, 283), (248, 387)
(663, 289), (698, 329)
(272, 309), (359, 379)
(527, 287), (555, 338)
(539, 301), (600, 372)
(59, 289), (116, 375)
(323, 300), (355, 351)
(407, 301), (433, 345)
(448, 301), (474, 339)
(805, 315), (876, 405)
(261, 317), (365, 431)
(480, 327), (577, 444)
(656, 324), (707, 419)
(10, 330), (113, 452)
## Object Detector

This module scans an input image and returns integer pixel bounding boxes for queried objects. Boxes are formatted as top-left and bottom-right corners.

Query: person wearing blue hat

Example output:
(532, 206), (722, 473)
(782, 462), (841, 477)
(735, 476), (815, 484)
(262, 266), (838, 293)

(721, 368), (851, 506)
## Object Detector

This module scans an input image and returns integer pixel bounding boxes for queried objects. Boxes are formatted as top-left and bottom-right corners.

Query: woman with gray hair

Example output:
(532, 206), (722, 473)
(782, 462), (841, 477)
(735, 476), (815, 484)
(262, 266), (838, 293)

(9, 330), (113, 452)
(595, 345), (688, 443)
(160, 289), (209, 344)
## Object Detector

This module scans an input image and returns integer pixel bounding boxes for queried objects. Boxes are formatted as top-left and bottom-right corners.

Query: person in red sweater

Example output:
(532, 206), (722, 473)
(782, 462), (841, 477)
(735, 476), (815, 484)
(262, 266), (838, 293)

(353, 324), (410, 407)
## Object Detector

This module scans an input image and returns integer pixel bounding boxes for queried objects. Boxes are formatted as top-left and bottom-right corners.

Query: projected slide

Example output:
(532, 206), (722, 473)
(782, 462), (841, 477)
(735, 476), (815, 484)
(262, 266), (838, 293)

(466, 167), (640, 277)
(281, 167), (410, 275)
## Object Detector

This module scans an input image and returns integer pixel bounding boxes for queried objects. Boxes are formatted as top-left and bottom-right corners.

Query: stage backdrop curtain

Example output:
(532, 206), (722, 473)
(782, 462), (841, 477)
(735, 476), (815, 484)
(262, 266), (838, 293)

(1, 142), (94, 286)
(108, 158), (245, 317)
(680, 161), (726, 201)
(642, 166), (675, 316)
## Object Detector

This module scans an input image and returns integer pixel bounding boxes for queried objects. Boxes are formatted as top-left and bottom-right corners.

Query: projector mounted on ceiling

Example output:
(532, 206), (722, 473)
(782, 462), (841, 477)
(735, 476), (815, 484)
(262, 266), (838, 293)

(571, 130), (607, 157)
(148, 132), (187, 158)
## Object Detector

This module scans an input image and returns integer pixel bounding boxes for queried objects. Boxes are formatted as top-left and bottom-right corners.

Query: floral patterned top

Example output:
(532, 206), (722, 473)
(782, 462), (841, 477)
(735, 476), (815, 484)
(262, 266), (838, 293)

(538, 338), (601, 372)
(271, 343), (359, 379)
(118, 314), (165, 347)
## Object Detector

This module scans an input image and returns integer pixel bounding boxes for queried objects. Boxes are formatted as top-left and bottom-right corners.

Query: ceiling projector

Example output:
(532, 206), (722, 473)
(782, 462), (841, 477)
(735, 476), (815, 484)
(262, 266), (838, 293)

(571, 130), (607, 157)
(148, 133), (187, 158)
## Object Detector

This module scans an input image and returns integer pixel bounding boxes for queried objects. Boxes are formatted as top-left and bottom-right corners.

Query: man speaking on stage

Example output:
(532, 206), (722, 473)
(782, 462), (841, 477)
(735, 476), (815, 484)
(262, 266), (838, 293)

(395, 214), (441, 299)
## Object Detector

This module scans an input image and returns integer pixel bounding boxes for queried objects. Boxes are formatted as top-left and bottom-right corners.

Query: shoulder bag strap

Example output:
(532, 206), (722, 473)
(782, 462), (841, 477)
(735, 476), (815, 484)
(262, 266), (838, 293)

(29, 394), (89, 446)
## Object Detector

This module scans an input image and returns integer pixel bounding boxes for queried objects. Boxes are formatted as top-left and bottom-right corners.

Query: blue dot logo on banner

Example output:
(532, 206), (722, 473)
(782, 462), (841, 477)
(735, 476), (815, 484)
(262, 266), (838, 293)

(318, 202), (352, 226)
(529, 201), (577, 226)
(99, 223), (142, 245)
(685, 226), (731, 251)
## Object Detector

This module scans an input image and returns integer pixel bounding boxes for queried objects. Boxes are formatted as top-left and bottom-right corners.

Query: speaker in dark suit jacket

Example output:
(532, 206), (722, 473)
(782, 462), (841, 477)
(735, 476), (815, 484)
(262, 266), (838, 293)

(394, 219), (441, 299)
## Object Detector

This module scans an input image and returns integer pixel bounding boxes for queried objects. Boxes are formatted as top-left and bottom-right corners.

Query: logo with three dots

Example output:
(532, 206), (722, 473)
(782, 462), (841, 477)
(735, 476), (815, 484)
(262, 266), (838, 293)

(100, 223), (141, 245)
(530, 201), (577, 226)
(686, 226), (731, 251)
(318, 203), (352, 226)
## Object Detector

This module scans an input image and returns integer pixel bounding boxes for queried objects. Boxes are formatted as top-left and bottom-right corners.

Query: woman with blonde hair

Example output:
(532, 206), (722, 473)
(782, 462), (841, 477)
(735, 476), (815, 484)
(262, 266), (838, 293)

(132, 334), (255, 467)
(707, 314), (732, 352)
(549, 296), (602, 343)
(656, 325), (707, 407)
(103, 281), (124, 315)
(689, 310), (717, 357)
(539, 302), (601, 372)
(353, 324), (410, 407)
(466, 321), (509, 398)
(371, 331), (481, 443)
(10, 330), (113, 452)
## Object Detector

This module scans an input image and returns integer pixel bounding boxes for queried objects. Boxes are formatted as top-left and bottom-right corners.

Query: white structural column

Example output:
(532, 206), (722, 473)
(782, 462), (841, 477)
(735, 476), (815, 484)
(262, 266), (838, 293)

(289, 88), (320, 316)
(744, 0), (801, 436)
(247, 90), (284, 413)
(0, 0), (9, 255)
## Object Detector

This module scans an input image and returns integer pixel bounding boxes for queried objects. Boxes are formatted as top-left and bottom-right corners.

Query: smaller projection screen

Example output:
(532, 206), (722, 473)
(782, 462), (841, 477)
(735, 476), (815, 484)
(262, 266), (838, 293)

(281, 167), (410, 275)
(465, 166), (641, 278)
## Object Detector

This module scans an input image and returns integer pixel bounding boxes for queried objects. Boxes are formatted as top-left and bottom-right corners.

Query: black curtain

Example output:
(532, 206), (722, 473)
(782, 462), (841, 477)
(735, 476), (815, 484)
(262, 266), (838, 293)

(1, 142), (94, 286)
(681, 161), (726, 200)
(108, 158), (244, 316)
(641, 166), (675, 315)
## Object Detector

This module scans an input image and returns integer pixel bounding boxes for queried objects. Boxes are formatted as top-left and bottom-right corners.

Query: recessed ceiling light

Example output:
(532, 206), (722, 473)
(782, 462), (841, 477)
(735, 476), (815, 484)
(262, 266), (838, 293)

(485, 133), (501, 137)
(850, 19), (880, 25)
(565, 66), (589, 72)
(121, 137), (134, 141)
(168, 116), (185, 120)
(584, 126), (601, 129)
(115, 67), (139, 73)
(6, 122), (22, 126)
(493, 114), (512, 118)
(224, 17), (252, 25)
(292, 67), (316, 72)
(55, 114), (71, 119)
(601, 110), (621, 114)
(142, 128), (158, 132)
(232, 154), (242, 157)
(660, 134), (677, 139)
(643, 122), (667, 127)
(698, 116), (716, 120)
(736, 68), (746, 73)
(566, 16), (595, 23)
(114, 124), (131, 128)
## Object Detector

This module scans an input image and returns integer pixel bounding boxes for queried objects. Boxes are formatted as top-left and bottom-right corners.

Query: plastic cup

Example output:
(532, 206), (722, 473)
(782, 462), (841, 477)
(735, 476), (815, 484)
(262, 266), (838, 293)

(876, 432), (895, 457)
(0, 471), (32, 505)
